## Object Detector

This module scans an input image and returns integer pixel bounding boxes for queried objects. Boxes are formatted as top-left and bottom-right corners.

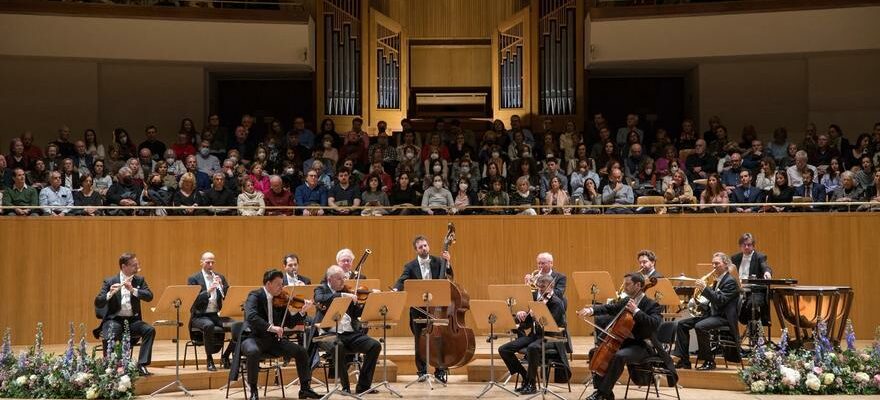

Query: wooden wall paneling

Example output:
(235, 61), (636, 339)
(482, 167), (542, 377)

(383, 0), (521, 39)
(409, 46), (492, 88)
(1, 214), (878, 344)
(368, 9), (408, 130)
(492, 7), (532, 124)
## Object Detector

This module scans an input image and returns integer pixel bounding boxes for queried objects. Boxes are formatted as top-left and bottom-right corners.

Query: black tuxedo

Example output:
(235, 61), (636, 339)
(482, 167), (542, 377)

(283, 274), (312, 286)
(236, 288), (311, 391)
(499, 294), (570, 386)
(675, 273), (741, 363)
(187, 271), (230, 357)
(93, 274), (155, 366)
(394, 255), (453, 375)
(313, 283), (381, 393)
(731, 251), (772, 325)
(535, 270), (568, 304)
(319, 271), (366, 284)
(589, 295), (672, 396)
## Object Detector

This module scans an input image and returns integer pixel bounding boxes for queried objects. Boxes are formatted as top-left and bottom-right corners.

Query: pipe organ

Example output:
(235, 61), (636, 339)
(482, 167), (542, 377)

(376, 24), (401, 110)
(322, 0), (362, 116)
(499, 22), (525, 109)
(538, 0), (576, 116)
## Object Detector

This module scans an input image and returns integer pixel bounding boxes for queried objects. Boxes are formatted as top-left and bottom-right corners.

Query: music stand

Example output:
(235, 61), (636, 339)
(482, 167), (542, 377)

(315, 296), (361, 400)
(282, 284), (325, 391)
(359, 291), (407, 397)
(645, 278), (684, 316)
(524, 301), (565, 400)
(571, 272), (615, 336)
(217, 286), (258, 394)
(488, 284), (534, 314)
(149, 285), (201, 397)
(403, 280), (452, 390)
(470, 300), (519, 398)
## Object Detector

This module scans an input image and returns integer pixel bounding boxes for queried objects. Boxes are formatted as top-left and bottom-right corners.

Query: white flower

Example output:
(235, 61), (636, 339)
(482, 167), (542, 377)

(750, 380), (766, 392)
(822, 373), (835, 385)
(28, 374), (37, 382)
(805, 373), (821, 391)
(854, 372), (870, 383)
(764, 351), (775, 360)
(105, 368), (113, 374)
(86, 387), (99, 399)
(780, 366), (802, 387)
(117, 375), (132, 391)
(15, 376), (27, 385)
(859, 352), (871, 361)
(73, 372), (92, 385)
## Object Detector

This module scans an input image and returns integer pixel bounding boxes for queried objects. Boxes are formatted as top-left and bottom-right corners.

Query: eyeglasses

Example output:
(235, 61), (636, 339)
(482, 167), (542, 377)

(307, 174), (317, 177)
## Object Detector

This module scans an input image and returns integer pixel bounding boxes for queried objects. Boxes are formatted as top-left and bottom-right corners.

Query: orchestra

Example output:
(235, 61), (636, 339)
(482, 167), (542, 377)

(89, 230), (828, 399)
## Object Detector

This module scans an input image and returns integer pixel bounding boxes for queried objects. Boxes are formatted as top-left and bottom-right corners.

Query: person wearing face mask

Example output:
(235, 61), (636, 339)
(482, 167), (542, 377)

(140, 172), (172, 216)
(421, 175), (454, 215)
(450, 177), (477, 215)
(163, 149), (186, 178)
(424, 157), (447, 187)
(453, 159), (479, 190)
(106, 166), (143, 215)
(196, 139), (221, 176)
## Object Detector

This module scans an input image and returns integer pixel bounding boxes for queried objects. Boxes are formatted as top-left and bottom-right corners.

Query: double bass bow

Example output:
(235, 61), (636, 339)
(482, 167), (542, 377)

(416, 222), (477, 371)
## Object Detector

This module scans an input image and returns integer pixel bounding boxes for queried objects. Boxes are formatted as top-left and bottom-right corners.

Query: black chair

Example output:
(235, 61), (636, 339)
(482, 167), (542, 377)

(513, 333), (572, 393)
(708, 325), (743, 369)
(182, 328), (204, 370)
(624, 321), (680, 400)
(225, 322), (287, 400)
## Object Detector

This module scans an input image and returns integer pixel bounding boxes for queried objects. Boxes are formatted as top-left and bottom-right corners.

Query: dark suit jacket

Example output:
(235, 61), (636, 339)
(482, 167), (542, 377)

(313, 283), (364, 332)
(701, 273), (741, 344)
(242, 288), (306, 342)
(62, 171), (82, 190)
(319, 271), (365, 284)
(393, 256), (453, 291)
(518, 294), (570, 375)
(542, 270), (568, 302)
(591, 295), (661, 344)
(283, 274), (312, 286)
(93, 274), (154, 337)
(730, 185), (762, 205)
(794, 182), (827, 203)
(187, 270), (230, 316)
(731, 251), (771, 279)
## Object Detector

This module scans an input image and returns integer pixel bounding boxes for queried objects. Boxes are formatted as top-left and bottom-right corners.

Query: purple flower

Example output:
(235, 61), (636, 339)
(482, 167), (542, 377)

(845, 319), (856, 351)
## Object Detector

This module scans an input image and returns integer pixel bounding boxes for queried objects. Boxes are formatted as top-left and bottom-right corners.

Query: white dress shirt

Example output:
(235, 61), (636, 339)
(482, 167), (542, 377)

(739, 253), (753, 280)
(418, 256), (432, 280)
(202, 271), (220, 313)
(326, 287), (354, 333)
(113, 272), (139, 317)
(264, 287), (275, 327)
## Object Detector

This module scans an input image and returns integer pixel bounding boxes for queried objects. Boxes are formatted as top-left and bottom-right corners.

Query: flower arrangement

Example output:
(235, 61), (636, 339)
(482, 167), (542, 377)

(0, 322), (140, 399)
(740, 320), (880, 395)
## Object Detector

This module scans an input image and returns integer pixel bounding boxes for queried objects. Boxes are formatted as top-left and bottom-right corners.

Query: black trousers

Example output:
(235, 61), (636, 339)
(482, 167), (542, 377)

(241, 337), (311, 389)
(190, 313), (226, 360)
(409, 307), (442, 375)
(333, 331), (381, 392)
(674, 316), (727, 362)
(498, 335), (542, 384)
(593, 344), (650, 396)
(739, 287), (771, 326)
(102, 317), (155, 367)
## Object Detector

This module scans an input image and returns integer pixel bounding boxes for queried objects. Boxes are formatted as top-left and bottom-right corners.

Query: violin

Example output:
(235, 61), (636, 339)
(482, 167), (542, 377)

(272, 291), (307, 310)
(342, 284), (372, 304)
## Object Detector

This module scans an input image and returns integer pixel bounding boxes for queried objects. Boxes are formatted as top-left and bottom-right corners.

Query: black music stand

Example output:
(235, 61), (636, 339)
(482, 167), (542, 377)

(316, 296), (362, 400)
(149, 285), (200, 397)
(471, 300), (519, 398)
(282, 284), (326, 392)
(524, 301), (565, 400)
(359, 291), (407, 397)
(403, 280), (452, 390)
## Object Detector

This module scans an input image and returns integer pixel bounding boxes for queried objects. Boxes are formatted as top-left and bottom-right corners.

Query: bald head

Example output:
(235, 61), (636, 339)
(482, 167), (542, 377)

(200, 252), (216, 272)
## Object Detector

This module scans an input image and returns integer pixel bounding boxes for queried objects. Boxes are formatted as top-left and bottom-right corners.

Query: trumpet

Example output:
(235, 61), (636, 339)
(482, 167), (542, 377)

(687, 270), (717, 317)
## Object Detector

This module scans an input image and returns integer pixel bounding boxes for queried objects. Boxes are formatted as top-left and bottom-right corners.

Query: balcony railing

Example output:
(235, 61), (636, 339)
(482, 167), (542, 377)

(0, 0), (310, 22)
(590, 0), (879, 19)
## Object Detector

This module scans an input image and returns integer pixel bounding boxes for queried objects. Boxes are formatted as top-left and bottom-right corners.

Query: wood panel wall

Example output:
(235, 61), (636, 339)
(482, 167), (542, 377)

(1, 214), (877, 345)
(410, 46), (492, 87)
(373, 0), (521, 38)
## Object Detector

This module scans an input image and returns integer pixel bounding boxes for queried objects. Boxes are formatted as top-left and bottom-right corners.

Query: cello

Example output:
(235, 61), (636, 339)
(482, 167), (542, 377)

(588, 276), (657, 376)
(416, 222), (476, 370)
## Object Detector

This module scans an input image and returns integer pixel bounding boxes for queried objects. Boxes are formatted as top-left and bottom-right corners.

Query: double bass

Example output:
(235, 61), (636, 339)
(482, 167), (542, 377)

(416, 222), (476, 370)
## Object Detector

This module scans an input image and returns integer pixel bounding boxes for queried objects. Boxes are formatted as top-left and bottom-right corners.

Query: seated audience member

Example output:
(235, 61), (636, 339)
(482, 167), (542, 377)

(754, 157), (776, 192)
(655, 145), (679, 179)
(601, 168), (634, 214)
(248, 162), (271, 194)
(73, 173), (103, 216)
(184, 155), (211, 191)
(20, 131), (43, 162)
(622, 143), (647, 183)
(450, 157), (479, 192)
(450, 176), (477, 215)
(730, 170), (762, 212)
(794, 168), (827, 204)
(138, 149), (155, 179)
(573, 179), (602, 213)
(172, 172), (202, 216)
(479, 160), (507, 193)
(141, 173), (172, 216)
(780, 142), (799, 168)
(91, 160), (112, 196)
(808, 133), (839, 168)
(481, 176), (510, 215)
(40, 171), (73, 216)
(421, 174), (454, 215)
(663, 170), (696, 206)
(510, 175), (539, 215)
(857, 170), (880, 211)
(539, 158), (569, 196)
(106, 166), (144, 214)
(266, 175), (297, 216)
(237, 178), (265, 216)
(569, 158), (600, 199)
(4, 168), (40, 216)
(630, 158), (658, 197)
(854, 155), (875, 188)
(60, 158), (82, 190)
(172, 132), (196, 161)
(27, 159), (50, 191)
(821, 157), (843, 195)
(72, 140), (94, 176)
(365, 161), (393, 193)
(566, 143), (589, 175)
(196, 140), (221, 176)
(139, 125), (166, 162)
(360, 174), (390, 216)
(163, 149), (187, 178)
(786, 150), (818, 188)
(768, 127), (790, 162)
(830, 171), (864, 211)
(202, 172), (237, 215)
(44, 143), (62, 172)
(659, 159), (683, 193)
(685, 139), (717, 183)
(719, 152), (744, 189)
(290, 170), (324, 217)
(761, 171), (795, 212)
(706, 124), (730, 158)
(327, 167), (361, 215)
(700, 173), (729, 213)
(543, 176), (571, 215)
(389, 172), (421, 215)
(742, 139), (765, 171)
(83, 128), (105, 161)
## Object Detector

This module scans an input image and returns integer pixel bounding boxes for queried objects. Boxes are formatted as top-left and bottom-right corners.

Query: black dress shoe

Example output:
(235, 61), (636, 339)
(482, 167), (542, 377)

(248, 389), (259, 400)
(299, 388), (322, 399)
(221, 357), (231, 369)
(357, 388), (379, 395)
(587, 391), (614, 400)
(519, 384), (537, 395)
(673, 360), (691, 369)
(433, 369), (448, 383)
(206, 360), (217, 372)
(138, 366), (153, 376)
(696, 361), (716, 371)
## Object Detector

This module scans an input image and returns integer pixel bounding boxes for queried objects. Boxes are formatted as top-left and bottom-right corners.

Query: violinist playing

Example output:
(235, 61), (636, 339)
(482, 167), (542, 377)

(314, 265), (381, 395)
(577, 273), (663, 400)
(499, 275), (568, 395)
(238, 269), (321, 400)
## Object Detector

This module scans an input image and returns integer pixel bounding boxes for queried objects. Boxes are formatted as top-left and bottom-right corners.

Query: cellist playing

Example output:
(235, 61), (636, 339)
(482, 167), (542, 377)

(577, 273), (662, 400)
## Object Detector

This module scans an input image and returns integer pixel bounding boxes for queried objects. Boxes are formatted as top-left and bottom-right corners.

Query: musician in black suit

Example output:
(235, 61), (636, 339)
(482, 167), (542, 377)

(313, 265), (381, 394)
(187, 251), (230, 371)
(93, 252), (156, 375)
(238, 270), (321, 400)
(321, 248), (367, 283)
(673, 252), (741, 370)
(593, 250), (662, 345)
(282, 253), (312, 285)
(523, 252), (567, 301)
(577, 273), (666, 400)
(392, 235), (452, 382)
(731, 233), (773, 326)
(499, 275), (568, 395)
